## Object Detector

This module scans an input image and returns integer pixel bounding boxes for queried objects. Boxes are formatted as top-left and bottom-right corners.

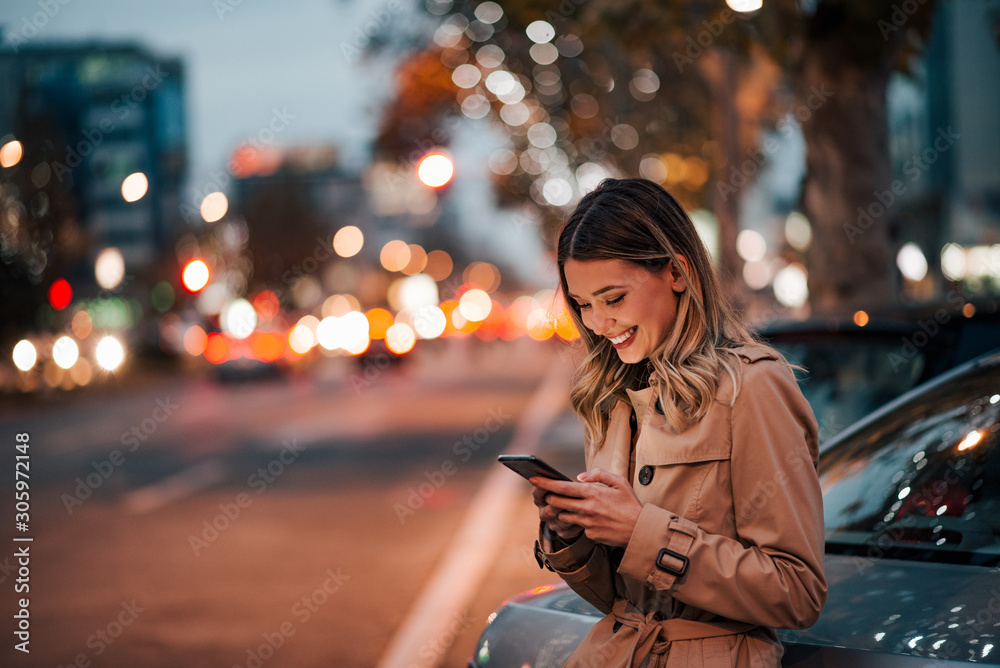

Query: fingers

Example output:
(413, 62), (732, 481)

(576, 467), (625, 488)
(529, 477), (585, 498)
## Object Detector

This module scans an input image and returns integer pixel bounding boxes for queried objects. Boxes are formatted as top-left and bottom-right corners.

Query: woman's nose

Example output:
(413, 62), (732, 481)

(587, 309), (612, 336)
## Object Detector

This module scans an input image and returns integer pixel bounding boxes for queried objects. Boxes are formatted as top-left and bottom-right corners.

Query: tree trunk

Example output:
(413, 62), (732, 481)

(703, 48), (747, 309)
(798, 57), (898, 318)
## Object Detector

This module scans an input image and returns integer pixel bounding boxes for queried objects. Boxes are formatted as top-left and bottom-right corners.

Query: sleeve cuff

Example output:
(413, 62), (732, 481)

(536, 522), (597, 573)
(617, 504), (698, 590)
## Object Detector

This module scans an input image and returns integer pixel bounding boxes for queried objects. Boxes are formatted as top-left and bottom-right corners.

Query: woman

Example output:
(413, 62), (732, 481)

(530, 178), (826, 667)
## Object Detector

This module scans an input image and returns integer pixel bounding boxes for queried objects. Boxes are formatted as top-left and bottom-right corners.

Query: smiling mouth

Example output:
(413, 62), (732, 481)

(609, 326), (636, 345)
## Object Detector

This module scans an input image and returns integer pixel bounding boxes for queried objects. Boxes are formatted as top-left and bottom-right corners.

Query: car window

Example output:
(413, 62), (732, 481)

(773, 337), (925, 442)
(820, 362), (1000, 566)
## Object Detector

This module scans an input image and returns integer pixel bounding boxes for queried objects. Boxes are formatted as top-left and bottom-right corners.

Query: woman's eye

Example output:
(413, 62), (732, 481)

(577, 303), (591, 310)
(606, 295), (624, 306)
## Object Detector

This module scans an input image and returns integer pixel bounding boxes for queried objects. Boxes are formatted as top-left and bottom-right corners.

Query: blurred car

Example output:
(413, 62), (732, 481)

(760, 301), (1000, 442)
(470, 348), (1000, 666)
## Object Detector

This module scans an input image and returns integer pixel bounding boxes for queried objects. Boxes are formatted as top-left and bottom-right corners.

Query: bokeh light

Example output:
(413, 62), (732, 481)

(52, 336), (79, 369)
(403, 244), (428, 275)
(95, 247), (126, 290)
(526, 20), (555, 43)
(95, 336), (125, 371)
(897, 242), (929, 282)
(71, 310), (93, 339)
(727, 0), (763, 12)
(385, 323), (416, 354)
(334, 225), (364, 258)
(424, 250), (453, 281)
(204, 332), (228, 364)
(221, 298), (257, 340)
(785, 212), (812, 251)
(12, 340), (37, 372)
(49, 278), (72, 310)
(366, 308), (394, 340)
(464, 262), (501, 292)
(184, 325), (208, 356)
(417, 153), (455, 188)
(773, 263), (809, 308)
(381, 240), (412, 272)
(413, 305), (447, 339)
(459, 288), (492, 322)
(121, 172), (149, 202)
(200, 192), (229, 223)
(182, 259), (211, 292)
(253, 290), (280, 321)
(736, 230), (767, 263)
(0, 139), (24, 168)
(288, 323), (316, 355)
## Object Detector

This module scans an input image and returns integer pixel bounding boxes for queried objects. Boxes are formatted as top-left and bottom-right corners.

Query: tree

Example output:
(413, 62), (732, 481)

(375, 0), (937, 317)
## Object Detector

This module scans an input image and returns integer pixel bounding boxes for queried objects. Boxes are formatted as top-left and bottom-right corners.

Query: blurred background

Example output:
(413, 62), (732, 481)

(0, 0), (998, 666)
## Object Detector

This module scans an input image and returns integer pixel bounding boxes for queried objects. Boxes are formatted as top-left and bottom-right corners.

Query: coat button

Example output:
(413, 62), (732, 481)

(654, 398), (664, 415)
(638, 465), (653, 485)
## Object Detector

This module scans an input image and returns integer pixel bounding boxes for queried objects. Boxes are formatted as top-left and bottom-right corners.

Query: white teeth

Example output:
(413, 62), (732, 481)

(610, 326), (636, 344)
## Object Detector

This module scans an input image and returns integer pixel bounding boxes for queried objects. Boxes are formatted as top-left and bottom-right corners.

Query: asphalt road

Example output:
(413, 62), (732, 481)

(0, 338), (584, 668)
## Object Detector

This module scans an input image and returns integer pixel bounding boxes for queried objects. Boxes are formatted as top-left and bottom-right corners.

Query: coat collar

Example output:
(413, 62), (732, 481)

(621, 344), (778, 419)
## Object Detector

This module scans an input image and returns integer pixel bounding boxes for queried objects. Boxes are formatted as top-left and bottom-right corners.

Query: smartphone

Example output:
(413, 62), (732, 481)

(498, 454), (573, 482)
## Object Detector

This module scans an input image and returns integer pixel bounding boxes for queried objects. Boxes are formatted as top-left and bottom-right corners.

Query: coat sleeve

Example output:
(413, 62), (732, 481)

(616, 360), (828, 629)
(536, 523), (618, 614)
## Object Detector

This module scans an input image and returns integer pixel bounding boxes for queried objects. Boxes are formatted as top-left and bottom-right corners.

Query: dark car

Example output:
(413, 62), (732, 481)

(760, 302), (1000, 443)
(471, 348), (1000, 666)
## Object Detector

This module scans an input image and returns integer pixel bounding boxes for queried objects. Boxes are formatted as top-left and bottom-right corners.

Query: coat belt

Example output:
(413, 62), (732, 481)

(611, 598), (758, 668)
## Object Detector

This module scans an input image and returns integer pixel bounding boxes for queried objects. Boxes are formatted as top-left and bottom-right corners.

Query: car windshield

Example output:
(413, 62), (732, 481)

(819, 360), (1000, 566)
(772, 335), (925, 442)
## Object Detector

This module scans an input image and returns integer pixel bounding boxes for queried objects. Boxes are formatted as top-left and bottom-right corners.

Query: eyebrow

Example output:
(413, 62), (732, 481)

(567, 285), (626, 300)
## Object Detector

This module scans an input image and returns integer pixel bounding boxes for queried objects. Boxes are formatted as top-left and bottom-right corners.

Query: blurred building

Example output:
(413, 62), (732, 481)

(887, 0), (1000, 290)
(0, 40), (187, 276)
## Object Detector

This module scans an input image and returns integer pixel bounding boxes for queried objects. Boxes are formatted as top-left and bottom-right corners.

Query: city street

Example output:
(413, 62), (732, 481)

(0, 339), (585, 667)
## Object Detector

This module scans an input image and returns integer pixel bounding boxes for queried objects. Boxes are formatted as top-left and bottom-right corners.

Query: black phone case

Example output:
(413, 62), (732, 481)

(497, 455), (573, 482)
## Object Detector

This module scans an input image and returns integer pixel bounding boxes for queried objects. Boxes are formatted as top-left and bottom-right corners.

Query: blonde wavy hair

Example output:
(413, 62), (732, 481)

(557, 178), (770, 450)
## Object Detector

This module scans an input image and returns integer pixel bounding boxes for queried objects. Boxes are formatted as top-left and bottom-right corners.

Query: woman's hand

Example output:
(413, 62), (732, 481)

(531, 480), (584, 543)
(531, 468), (643, 548)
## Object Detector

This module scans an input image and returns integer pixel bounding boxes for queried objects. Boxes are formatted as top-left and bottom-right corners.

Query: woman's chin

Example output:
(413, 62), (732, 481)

(615, 344), (647, 364)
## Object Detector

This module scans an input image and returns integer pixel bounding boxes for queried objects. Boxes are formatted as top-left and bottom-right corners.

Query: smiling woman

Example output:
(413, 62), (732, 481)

(528, 178), (827, 668)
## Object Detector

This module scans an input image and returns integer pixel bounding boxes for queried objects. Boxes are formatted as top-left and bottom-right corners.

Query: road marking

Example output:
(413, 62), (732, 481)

(374, 353), (573, 668)
(122, 458), (228, 514)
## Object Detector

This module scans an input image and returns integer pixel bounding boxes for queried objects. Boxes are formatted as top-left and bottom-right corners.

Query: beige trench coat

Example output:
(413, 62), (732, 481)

(536, 344), (827, 668)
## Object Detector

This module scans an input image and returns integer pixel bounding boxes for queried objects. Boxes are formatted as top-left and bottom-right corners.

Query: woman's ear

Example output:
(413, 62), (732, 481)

(668, 255), (689, 293)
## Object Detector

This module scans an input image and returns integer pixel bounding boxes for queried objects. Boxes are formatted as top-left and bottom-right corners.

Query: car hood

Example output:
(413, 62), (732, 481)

(473, 556), (1000, 666)
(779, 554), (1000, 663)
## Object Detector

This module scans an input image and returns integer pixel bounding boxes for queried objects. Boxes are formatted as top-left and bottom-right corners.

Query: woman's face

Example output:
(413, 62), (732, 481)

(563, 257), (687, 364)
